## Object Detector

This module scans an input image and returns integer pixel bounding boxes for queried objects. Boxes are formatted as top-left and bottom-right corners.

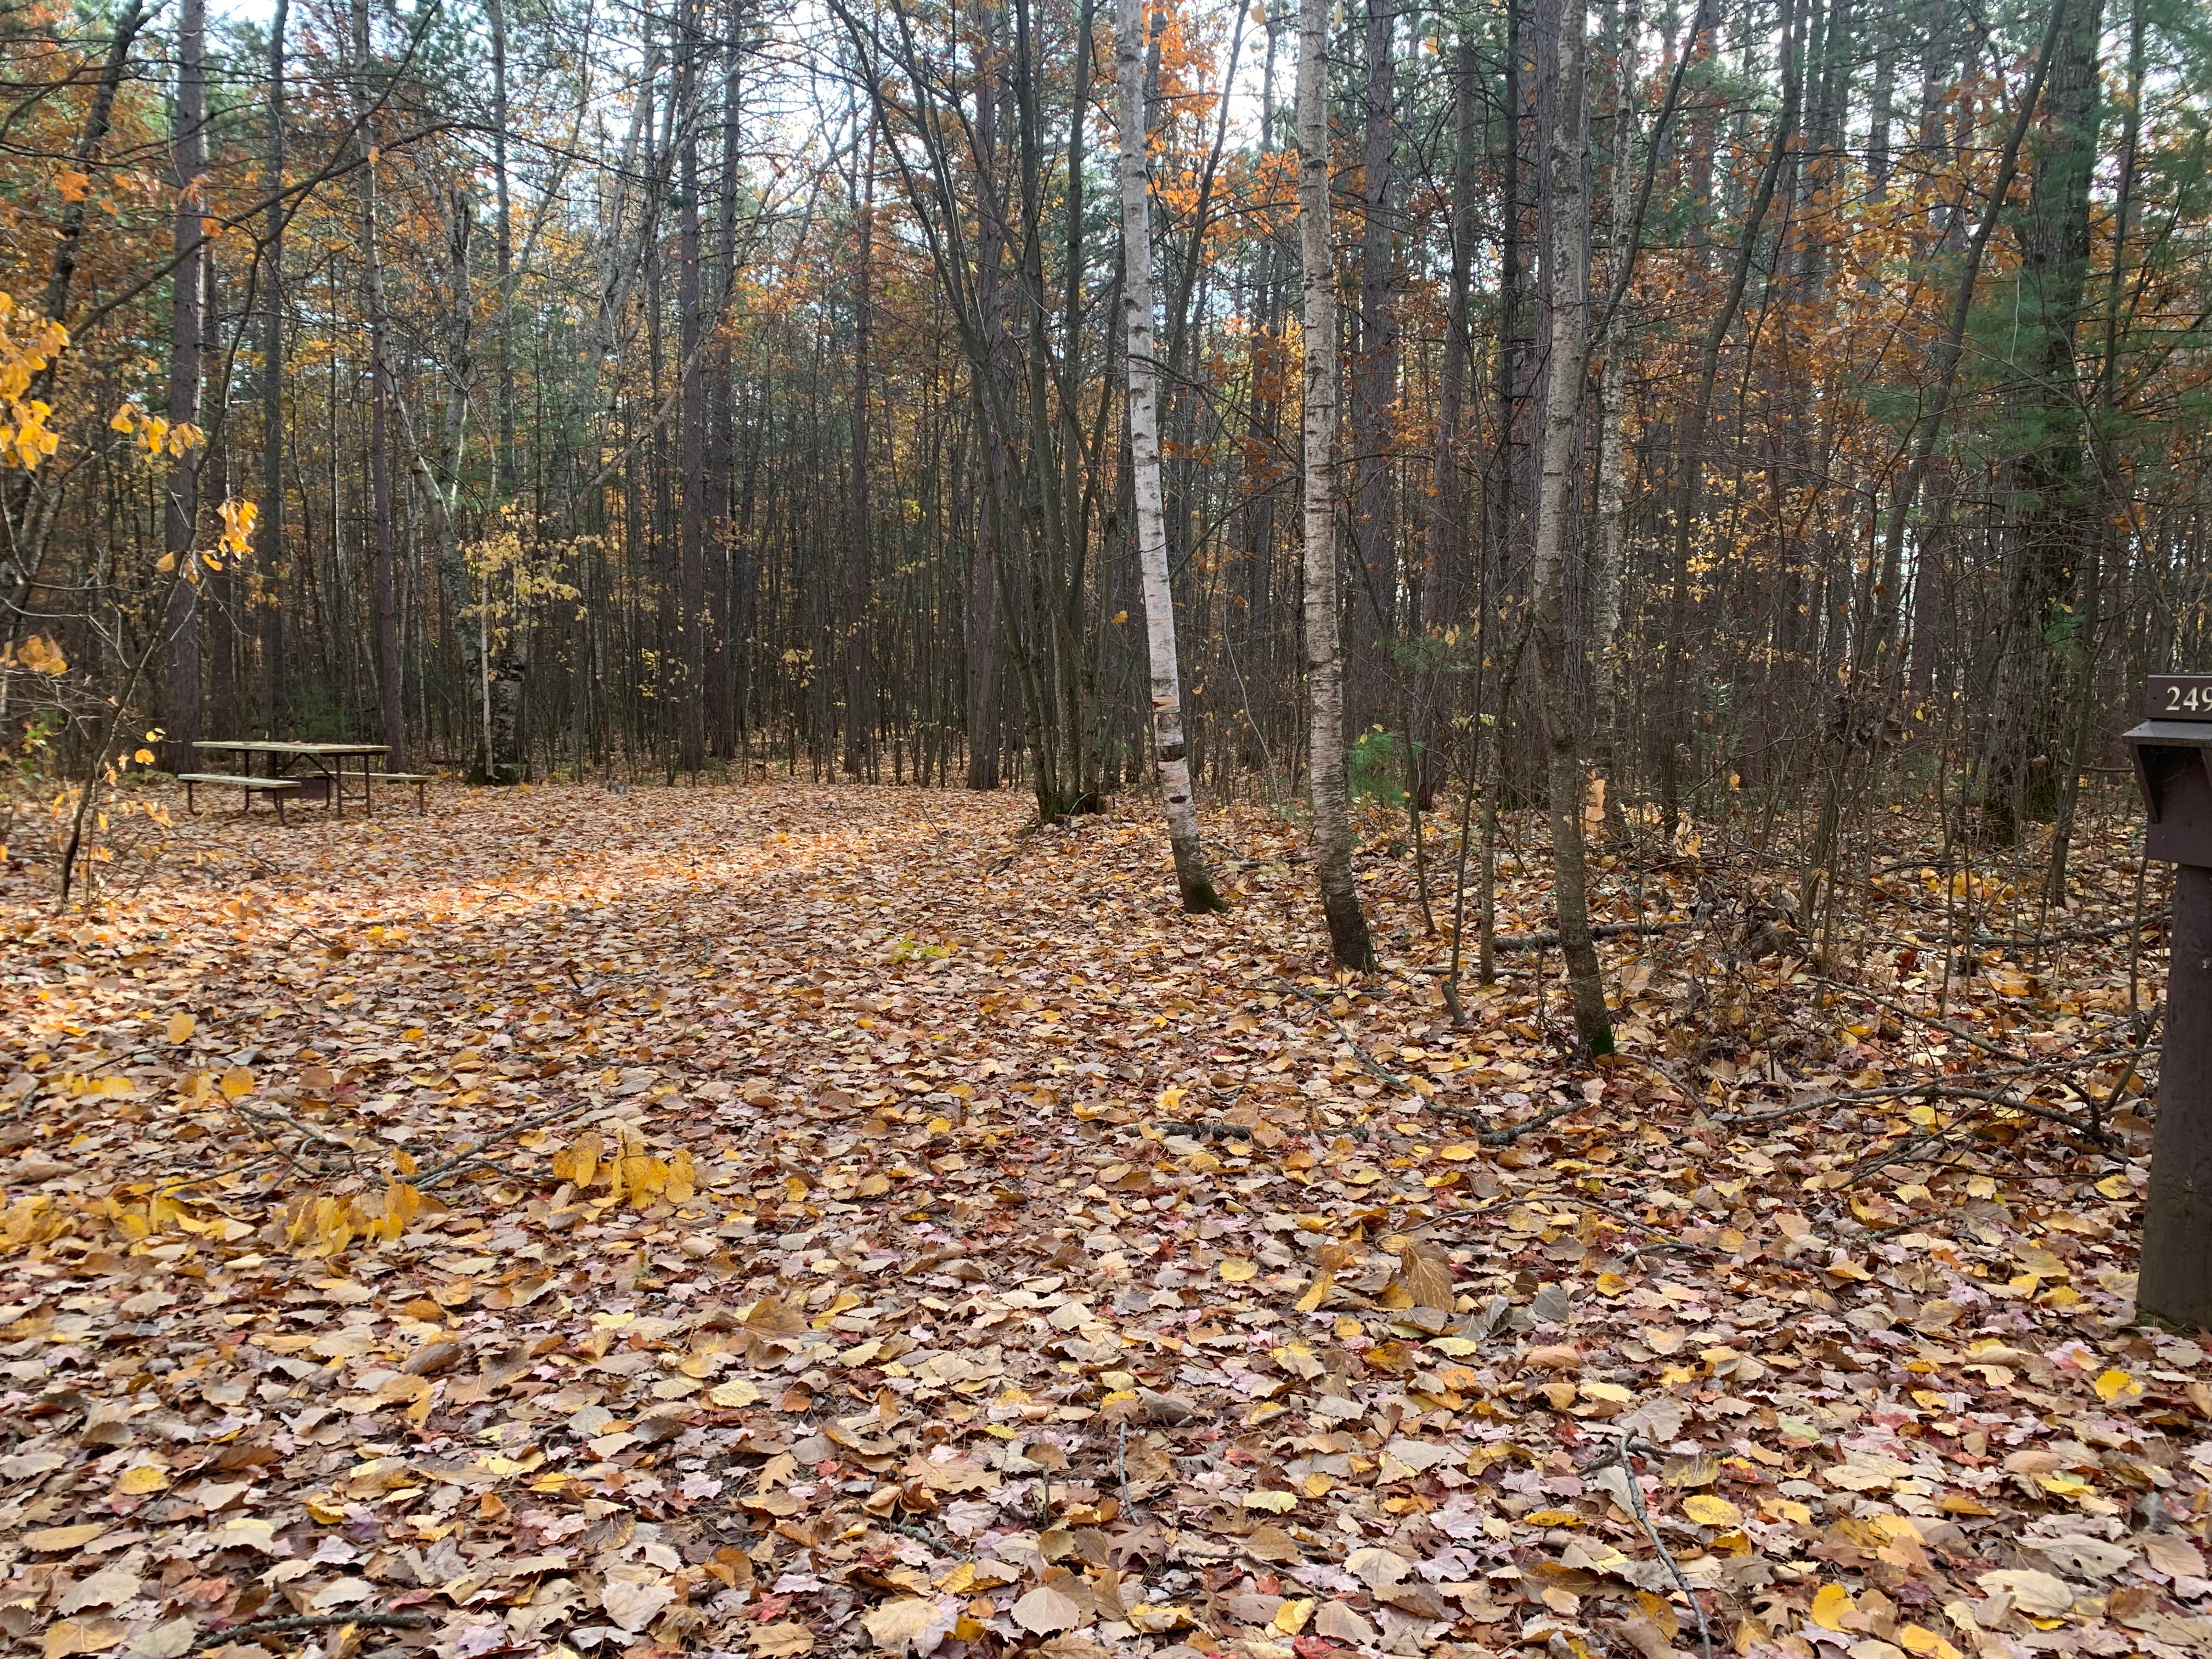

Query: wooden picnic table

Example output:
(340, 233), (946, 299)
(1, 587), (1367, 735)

(191, 741), (391, 817)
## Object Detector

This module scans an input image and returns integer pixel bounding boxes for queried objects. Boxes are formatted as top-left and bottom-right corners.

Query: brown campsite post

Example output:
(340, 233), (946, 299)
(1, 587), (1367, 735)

(2123, 674), (2212, 1328)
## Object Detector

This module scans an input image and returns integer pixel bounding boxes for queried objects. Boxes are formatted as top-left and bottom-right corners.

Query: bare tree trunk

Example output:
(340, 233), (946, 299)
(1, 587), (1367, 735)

(489, 0), (518, 503)
(707, 0), (742, 761)
(1414, 35), (1477, 814)
(353, 0), (406, 770)
(1349, 0), (1396, 725)
(486, 0), (528, 782)
(159, 0), (207, 773)
(1528, 0), (1612, 1054)
(202, 243), (234, 737)
(966, 18), (1010, 792)
(1588, 0), (1639, 842)
(261, 0), (287, 738)
(1117, 0), (1221, 914)
(842, 122), (874, 781)
(1299, 0), (1374, 971)
(678, 0), (708, 778)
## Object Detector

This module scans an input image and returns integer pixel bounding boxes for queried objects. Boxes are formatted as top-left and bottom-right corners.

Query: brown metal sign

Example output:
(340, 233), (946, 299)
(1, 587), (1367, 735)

(2147, 675), (2212, 721)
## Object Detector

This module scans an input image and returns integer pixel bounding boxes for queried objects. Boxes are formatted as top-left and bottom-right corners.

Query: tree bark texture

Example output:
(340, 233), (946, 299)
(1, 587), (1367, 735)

(160, 0), (207, 773)
(1299, 0), (1375, 970)
(1528, 0), (1613, 1054)
(1117, 0), (1222, 913)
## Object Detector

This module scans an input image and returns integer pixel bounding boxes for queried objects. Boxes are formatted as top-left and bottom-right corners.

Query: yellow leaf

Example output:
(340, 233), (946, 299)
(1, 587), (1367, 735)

(1811, 1584), (1856, 1632)
(2092, 1368), (2141, 1403)
(155, 552), (176, 573)
(165, 1012), (195, 1044)
(218, 1066), (255, 1098)
(1683, 1494), (1742, 1527)
(1899, 1625), (1962, 1659)
(115, 1463), (171, 1495)
(1294, 1271), (1334, 1313)
(709, 1378), (761, 1408)
(1242, 1489), (1297, 1512)
(1218, 1259), (1257, 1283)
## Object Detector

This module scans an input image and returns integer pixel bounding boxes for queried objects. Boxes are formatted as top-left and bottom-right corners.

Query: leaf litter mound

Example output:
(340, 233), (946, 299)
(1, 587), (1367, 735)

(0, 782), (2205, 1659)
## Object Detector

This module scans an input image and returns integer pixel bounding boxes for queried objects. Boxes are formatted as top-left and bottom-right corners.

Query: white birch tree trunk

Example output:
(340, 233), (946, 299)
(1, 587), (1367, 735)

(1298, 0), (1374, 969)
(1116, 0), (1222, 913)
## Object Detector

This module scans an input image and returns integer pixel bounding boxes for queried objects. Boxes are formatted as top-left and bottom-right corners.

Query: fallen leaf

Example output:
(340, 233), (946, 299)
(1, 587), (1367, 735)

(1011, 1583), (1085, 1635)
(45, 1621), (127, 1659)
(1976, 1570), (2074, 1618)
(862, 1596), (957, 1655)
(601, 1576), (676, 1632)
(1682, 1494), (1743, 1527)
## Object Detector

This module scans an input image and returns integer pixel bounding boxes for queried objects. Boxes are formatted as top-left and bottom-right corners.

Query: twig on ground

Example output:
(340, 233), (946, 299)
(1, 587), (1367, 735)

(881, 1519), (948, 1551)
(1489, 919), (1696, 953)
(1805, 973), (2031, 1065)
(1597, 1432), (1717, 1659)
(1448, 1097), (1592, 1146)
(414, 1096), (596, 1188)
(1626, 1053), (1712, 1113)
(232, 1099), (359, 1159)
(1273, 978), (1419, 1097)
(191, 1611), (431, 1650)
(1716, 1060), (2123, 1148)
(1273, 977), (1623, 1147)
(1118, 1419), (1135, 1517)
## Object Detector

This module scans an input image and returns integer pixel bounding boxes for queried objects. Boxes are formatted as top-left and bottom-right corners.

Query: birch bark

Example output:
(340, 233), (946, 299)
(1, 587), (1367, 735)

(1116, 0), (1222, 913)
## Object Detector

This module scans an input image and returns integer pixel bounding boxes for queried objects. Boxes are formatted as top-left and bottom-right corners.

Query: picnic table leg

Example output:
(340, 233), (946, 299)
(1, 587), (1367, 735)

(364, 758), (374, 817)
(276, 790), (287, 826)
(333, 761), (342, 819)
(184, 779), (197, 814)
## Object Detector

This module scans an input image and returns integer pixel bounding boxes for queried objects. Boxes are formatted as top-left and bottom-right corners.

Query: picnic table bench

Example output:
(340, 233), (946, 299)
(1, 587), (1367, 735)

(177, 774), (303, 823)
(368, 772), (433, 814)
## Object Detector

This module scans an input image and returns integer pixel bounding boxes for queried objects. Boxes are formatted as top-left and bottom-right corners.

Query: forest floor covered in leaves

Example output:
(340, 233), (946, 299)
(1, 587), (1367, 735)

(1, 782), (2207, 1659)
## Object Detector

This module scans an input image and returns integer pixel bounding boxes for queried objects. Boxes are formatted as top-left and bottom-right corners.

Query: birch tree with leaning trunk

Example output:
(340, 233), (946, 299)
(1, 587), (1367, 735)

(1297, 0), (1374, 970)
(1117, 0), (1222, 913)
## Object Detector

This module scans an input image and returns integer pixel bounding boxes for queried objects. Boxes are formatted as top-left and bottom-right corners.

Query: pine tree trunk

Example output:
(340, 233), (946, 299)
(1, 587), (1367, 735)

(1299, 0), (1375, 970)
(1117, 0), (1221, 914)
